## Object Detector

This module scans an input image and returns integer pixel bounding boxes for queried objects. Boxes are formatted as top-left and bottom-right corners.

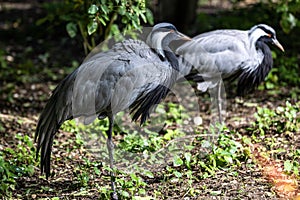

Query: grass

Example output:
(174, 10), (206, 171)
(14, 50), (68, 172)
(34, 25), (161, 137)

(2, 99), (298, 198)
(0, 133), (37, 197)
(251, 101), (300, 135)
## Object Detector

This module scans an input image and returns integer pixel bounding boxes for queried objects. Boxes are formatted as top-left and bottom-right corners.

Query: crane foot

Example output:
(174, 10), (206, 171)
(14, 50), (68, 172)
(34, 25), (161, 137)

(111, 191), (118, 200)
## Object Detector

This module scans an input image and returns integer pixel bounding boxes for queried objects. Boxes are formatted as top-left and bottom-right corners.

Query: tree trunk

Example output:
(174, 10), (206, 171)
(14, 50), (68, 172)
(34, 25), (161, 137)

(151, 0), (198, 34)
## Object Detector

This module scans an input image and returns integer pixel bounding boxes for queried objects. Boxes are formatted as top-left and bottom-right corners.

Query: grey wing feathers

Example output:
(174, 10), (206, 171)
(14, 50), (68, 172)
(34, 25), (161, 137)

(177, 30), (250, 78)
(179, 30), (248, 55)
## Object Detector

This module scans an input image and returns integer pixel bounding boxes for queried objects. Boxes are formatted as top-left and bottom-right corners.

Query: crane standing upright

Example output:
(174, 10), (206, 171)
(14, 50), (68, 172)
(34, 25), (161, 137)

(35, 23), (190, 199)
(177, 24), (284, 124)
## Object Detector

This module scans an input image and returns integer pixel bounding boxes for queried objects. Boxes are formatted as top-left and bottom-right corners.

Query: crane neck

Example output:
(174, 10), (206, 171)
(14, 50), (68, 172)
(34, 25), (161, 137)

(255, 40), (273, 74)
(164, 49), (179, 72)
(237, 39), (273, 95)
(161, 46), (180, 88)
(248, 27), (266, 53)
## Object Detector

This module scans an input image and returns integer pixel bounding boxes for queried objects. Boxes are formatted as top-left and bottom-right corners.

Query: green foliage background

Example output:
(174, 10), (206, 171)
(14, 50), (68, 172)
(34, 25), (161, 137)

(37, 0), (153, 54)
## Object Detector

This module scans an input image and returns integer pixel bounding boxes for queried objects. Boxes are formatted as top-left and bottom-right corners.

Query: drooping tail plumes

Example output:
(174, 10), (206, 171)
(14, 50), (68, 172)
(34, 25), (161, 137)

(35, 74), (75, 178)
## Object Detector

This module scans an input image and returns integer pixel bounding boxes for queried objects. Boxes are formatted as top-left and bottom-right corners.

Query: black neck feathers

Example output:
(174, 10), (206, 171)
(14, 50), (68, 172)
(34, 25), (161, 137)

(164, 49), (179, 72)
(237, 40), (273, 96)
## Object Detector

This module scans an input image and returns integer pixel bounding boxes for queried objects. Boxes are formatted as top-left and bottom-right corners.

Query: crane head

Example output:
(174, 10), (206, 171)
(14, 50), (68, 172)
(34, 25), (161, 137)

(147, 23), (191, 59)
(151, 23), (191, 41)
(250, 24), (284, 52)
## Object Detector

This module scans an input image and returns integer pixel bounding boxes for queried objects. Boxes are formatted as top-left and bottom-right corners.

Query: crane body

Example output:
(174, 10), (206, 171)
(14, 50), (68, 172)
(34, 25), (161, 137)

(35, 23), (189, 199)
(177, 24), (284, 125)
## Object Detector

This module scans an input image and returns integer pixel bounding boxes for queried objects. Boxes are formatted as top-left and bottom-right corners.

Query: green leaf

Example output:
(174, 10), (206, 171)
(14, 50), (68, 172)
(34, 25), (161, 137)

(122, 191), (130, 197)
(139, 13), (147, 23)
(201, 140), (211, 148)
(35, 17), (48, 26)
(173, 155), (183, 167)
(118, 6), (126, 15)
(223, 155), (233, 164)
(97, 17), (107, 26)
(100, 4), (109, 15)
(173, 170), (182, 178)
(93, 166), (101, 175)
(88, 4), (99, 15)
(132, 19), (139, 29)
(87, 21), (98, 35)
(266, 81), (275, 89)
(138, 188), (146, 195)
(210, 190), (222, 195)
(145, 8), (154, 25)
(281, 12), (298, 33)
(184, 152), (192, 166)
(143, 170), (154, 178)
(284, 160), (293, 172)
(130, 173), (140, 183)
(164, 129), (174, 140)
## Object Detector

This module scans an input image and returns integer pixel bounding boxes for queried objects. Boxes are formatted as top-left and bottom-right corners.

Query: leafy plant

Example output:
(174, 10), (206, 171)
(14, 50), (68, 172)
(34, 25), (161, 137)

(0, 49), (33, 84)
(272, 0), (300, 33)
(274, 56), (300, 87)
(284, 159), (299, 176)
(0, 155), (17, 196)
(197, 132), (244, 177)
(118, 130), (165, 153)
(259, 54), (300, 93)
(252, 101), (300, 135)
(37, 0), (153, 54)
(210, 134), (242, 166)
(0, 133), (36, 197)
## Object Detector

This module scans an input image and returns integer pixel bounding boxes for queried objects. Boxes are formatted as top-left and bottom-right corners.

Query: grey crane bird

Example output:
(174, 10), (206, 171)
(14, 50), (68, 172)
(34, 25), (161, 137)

(35, 23), (189, 199)
(177, 24), (284, 124)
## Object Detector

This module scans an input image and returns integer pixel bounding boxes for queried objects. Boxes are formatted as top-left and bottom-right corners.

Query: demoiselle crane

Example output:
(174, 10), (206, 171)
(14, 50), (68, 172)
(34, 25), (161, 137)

(177, 24), (284, 125)
(35, 23), (190, 199)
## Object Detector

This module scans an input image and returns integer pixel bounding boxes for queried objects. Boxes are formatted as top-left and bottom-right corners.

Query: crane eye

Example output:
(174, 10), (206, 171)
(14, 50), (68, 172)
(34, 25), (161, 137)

(267, 33), (272, 38)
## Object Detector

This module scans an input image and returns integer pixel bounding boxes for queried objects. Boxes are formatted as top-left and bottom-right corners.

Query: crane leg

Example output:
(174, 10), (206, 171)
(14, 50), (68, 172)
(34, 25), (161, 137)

(209, 79), (225, 138)
(216, 80), (226, 133)
(216, 80), (223, 125)
(107, 115), (118, 200)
